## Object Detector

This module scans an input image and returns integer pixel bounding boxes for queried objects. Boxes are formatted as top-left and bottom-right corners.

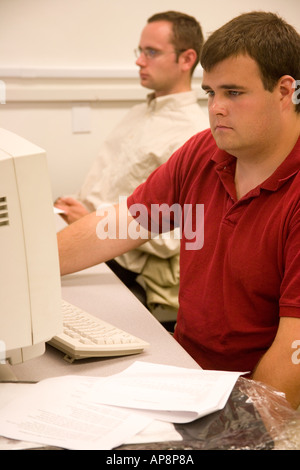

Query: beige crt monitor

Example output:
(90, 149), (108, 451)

(0, 128), (62, 365)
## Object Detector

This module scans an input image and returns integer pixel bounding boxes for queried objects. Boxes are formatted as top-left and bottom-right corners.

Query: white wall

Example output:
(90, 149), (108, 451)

(0, 0), (299, 198)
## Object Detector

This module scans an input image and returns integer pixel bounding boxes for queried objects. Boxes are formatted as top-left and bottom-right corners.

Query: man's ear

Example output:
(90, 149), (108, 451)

(278, 75), (296, 110)
(179, 49), (198, 72)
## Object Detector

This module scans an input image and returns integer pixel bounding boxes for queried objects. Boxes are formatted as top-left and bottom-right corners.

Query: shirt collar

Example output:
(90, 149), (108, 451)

(146, 91), (198, 112)
(211, 135), (300, 193)
(261, 136), (300, 191)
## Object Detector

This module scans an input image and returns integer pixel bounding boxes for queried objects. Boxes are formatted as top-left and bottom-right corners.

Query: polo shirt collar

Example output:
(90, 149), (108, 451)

(262, 136), (300, 191)
(211, 135), (300, 194)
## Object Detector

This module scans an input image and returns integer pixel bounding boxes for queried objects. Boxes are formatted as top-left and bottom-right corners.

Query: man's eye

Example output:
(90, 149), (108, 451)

(146, 48), (158, 58)
(204, 90), (215, 97)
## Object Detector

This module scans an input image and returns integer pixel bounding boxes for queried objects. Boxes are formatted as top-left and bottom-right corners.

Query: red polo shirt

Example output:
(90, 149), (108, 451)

(127, 129), (300, 373)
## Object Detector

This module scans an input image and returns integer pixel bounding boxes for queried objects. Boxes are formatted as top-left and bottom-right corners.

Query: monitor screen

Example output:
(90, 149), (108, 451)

(0, 128), (62, 365)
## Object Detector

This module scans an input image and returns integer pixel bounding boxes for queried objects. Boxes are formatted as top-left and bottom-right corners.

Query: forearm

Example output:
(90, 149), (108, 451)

(57, 206), (148, 276)
(252, 359), (300, 410)
(252, 318), (300, 409)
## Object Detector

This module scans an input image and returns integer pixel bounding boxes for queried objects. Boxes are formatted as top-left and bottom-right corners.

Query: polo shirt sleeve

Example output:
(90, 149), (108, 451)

(280, 200), (300, 318)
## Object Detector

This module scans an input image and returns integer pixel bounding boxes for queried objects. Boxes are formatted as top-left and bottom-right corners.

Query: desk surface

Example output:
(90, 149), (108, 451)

(10, 262), (200, 383)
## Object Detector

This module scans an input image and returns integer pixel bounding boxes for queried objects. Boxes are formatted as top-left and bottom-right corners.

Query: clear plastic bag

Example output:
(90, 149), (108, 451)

(170, 377), (300, 450)
(234, 377), (300, 450)
(118, 377), (300, 450)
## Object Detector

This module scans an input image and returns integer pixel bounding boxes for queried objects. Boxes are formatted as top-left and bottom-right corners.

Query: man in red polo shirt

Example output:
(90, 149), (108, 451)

(58, 12), (300, 409)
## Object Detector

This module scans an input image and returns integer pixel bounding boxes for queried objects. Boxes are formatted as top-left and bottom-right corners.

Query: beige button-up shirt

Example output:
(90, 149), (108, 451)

(76, 91), (209, 310)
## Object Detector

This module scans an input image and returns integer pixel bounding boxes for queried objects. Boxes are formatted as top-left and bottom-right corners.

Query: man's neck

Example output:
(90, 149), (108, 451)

(234, 121), (300, 200)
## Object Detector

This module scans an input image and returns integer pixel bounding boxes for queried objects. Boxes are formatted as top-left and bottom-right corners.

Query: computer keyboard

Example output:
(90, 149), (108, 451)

(48, 299), (149, 363)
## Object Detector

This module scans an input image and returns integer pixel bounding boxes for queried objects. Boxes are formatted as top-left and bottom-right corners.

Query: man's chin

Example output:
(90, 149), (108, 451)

(212, 133), (235, 152)
(140, 82), (153, 91)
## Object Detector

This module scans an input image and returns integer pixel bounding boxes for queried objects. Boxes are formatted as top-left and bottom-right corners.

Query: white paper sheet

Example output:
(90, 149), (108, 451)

(53, 206), (65, 214)
(87, 362), (243, 423)
(0, 362), (243, 449)
(0, 383), (45, 449)
(124, 420), (183, 445)
(0, 376), (152, 450)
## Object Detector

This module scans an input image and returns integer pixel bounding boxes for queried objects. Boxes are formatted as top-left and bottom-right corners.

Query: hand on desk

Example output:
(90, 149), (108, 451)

(54, 197), (89, 224)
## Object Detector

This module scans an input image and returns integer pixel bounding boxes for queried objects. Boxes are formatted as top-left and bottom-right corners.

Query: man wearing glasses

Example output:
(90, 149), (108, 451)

(55, 11), (208, 324)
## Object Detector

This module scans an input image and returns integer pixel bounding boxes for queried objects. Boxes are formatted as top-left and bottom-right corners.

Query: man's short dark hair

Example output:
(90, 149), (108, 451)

(201, 11), (300, 112)
(148, 11), (204, 74)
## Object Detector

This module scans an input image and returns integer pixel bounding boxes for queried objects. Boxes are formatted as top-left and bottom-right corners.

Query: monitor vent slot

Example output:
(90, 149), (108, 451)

(0, 197), (9, 226)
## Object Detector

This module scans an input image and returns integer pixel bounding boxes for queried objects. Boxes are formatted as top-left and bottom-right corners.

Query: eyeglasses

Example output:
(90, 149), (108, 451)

(134, 47), (168, 60)
(134, 47), (186, 60)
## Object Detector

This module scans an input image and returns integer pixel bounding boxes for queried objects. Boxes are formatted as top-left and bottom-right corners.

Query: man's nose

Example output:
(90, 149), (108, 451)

(209, 97), (227, 115)
(135, 52), (147, 67)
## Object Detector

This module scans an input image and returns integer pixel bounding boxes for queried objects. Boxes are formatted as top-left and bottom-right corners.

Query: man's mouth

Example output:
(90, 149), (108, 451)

(215, 124), (233, 131)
